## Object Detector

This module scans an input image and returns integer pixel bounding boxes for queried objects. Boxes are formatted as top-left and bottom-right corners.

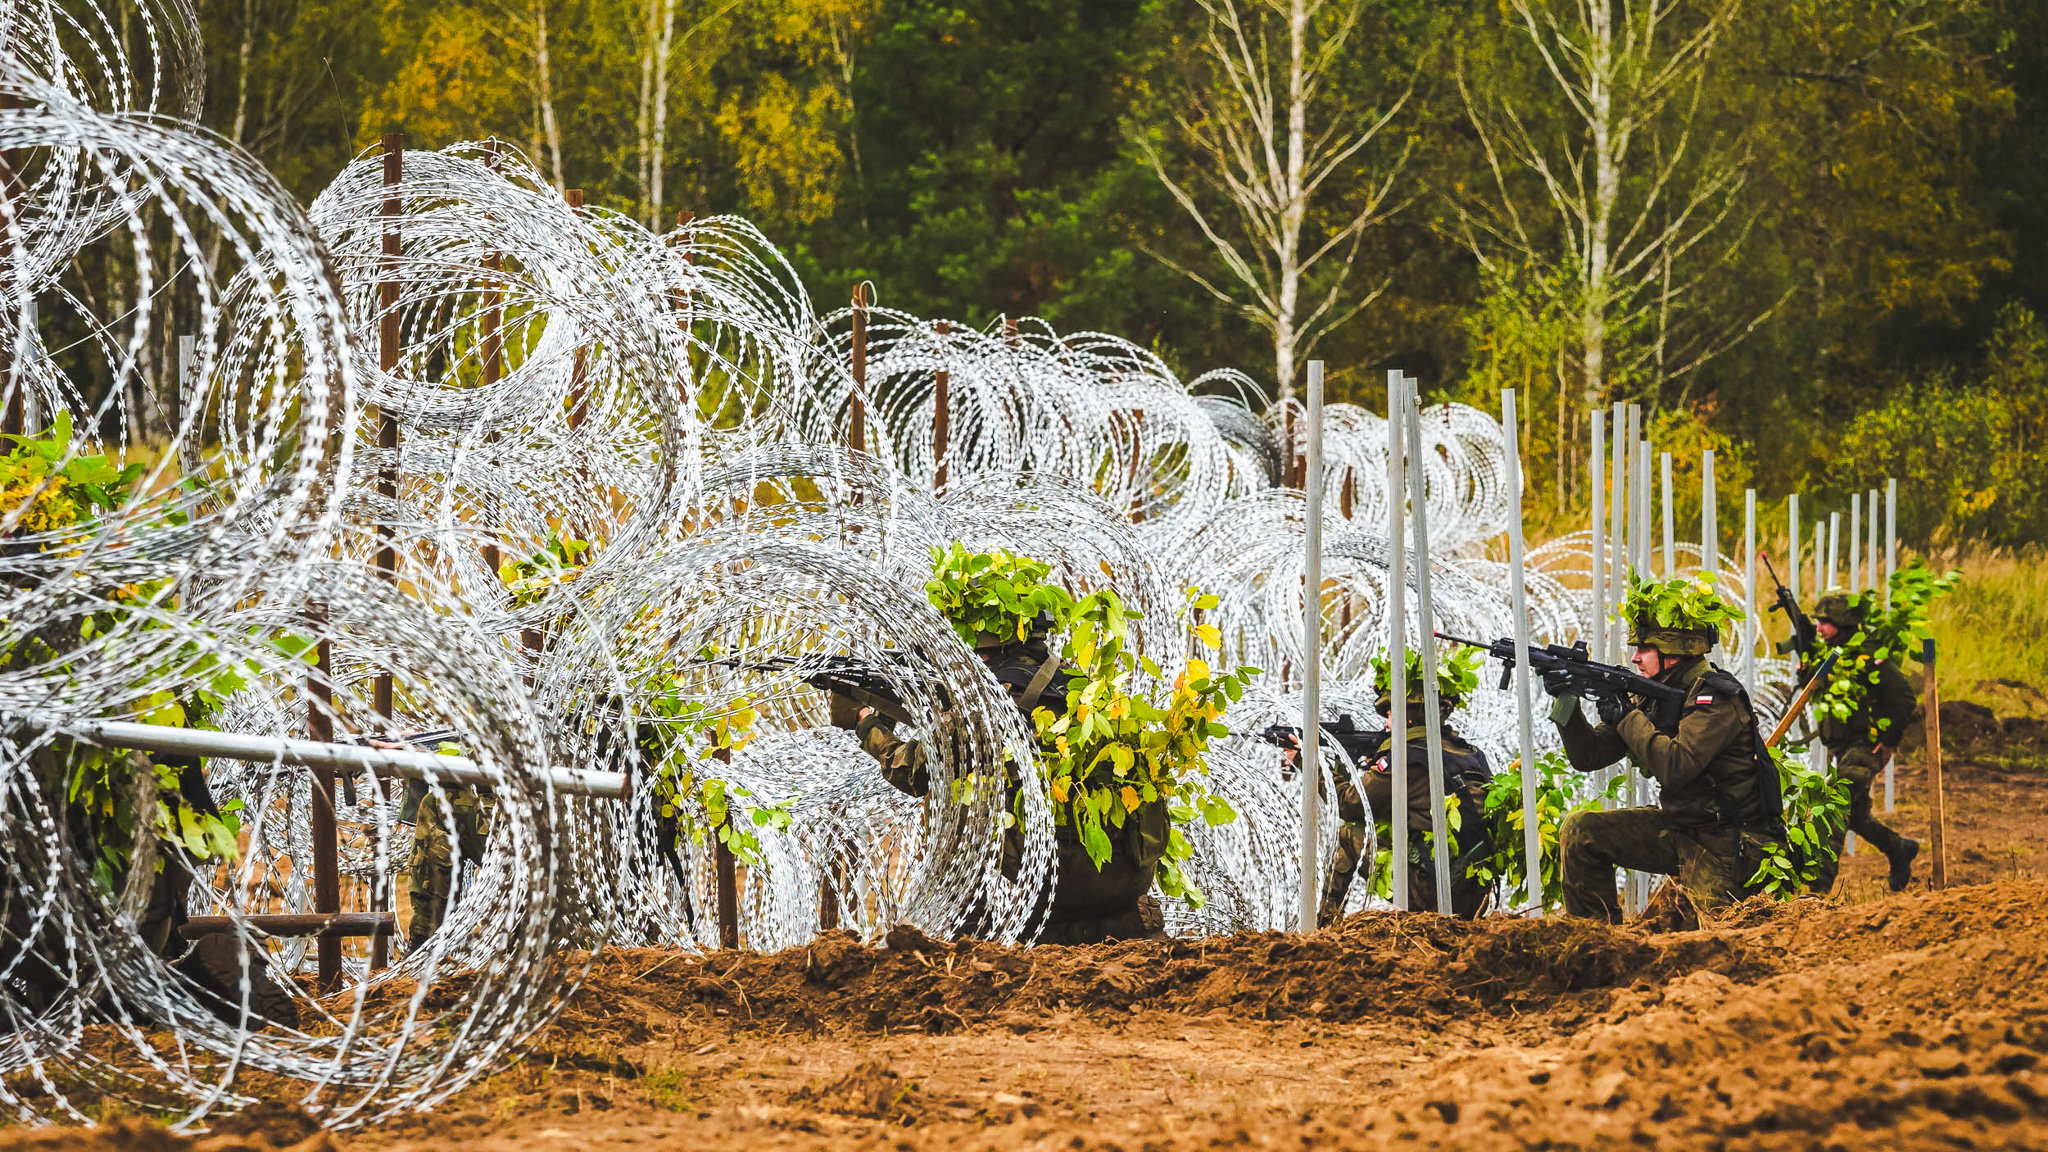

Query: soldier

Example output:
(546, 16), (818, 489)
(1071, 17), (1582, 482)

(1805, 592), (1919, 893)
(404, 781), (494, 950)
(842, 622), (1169, 945)
(1545, 581), (1781, 922)
(1322, 648), (1494, 922)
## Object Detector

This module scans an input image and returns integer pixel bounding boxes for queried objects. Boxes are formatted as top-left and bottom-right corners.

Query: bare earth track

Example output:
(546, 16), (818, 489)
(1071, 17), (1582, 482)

(8, 706), (2048, 1151)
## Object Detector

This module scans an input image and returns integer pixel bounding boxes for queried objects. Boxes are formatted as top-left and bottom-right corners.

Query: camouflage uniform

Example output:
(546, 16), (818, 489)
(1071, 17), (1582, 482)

(406, 784), (495, 948)
(1324, 717), (1494, 921)
(1553, 656), (1776, 922)
(847, 635), (1168, 944)
(1806, 634), (1919, 892)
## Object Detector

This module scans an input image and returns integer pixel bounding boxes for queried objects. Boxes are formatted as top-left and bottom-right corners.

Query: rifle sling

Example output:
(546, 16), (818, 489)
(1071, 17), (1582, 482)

(1021, 650), (1063, 709)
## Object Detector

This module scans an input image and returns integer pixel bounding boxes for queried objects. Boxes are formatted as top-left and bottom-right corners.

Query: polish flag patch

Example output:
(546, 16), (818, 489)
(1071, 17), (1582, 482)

(1693, 694), (1715, 704)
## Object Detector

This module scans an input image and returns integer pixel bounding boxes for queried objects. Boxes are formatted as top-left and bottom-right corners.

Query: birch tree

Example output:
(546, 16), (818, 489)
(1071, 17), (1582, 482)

(1455, 0), (1770, 407)
(1140, 0), (1414, 405)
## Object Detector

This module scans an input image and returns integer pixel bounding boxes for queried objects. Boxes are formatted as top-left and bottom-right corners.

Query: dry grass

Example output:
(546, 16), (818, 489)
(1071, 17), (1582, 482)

(1929, 548), (2048, 719)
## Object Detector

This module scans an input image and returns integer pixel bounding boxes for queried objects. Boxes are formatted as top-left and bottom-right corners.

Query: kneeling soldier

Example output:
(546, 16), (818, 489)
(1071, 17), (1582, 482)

(1546, 575), (1781, 922)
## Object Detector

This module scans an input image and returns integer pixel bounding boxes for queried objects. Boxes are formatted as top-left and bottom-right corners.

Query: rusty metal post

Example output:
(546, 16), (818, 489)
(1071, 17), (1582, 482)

(713, 747), (739, 949)
(306, 629), (342, 991)
(932, 320), (951, 492)
(849, 284), (868, 453)
(1923, 638), (1946, 889)
(370, 132), (404, 971)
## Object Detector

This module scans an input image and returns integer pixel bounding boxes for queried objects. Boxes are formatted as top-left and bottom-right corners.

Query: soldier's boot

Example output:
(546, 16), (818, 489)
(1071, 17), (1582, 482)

(174, 934), (301, 1029)
(1887, 838), (1920, 893)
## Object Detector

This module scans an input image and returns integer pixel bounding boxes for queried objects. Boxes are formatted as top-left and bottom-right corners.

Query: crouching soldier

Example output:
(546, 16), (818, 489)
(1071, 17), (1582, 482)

(1546, 574), (1782, 922)
(1327, 647), (1494, 921)
(842, 619), (1168, 946)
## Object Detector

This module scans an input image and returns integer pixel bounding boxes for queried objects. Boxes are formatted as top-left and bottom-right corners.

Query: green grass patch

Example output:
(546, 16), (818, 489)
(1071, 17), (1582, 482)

(1929, 549), (2048, 719)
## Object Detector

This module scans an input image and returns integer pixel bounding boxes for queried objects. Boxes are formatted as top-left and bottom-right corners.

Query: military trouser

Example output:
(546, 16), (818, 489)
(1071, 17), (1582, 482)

(1810, 746), (1910, 892)
(1560, 807), (1749, 923)
(407, 787), (494, 949)
(1317, 820), (1371, 926)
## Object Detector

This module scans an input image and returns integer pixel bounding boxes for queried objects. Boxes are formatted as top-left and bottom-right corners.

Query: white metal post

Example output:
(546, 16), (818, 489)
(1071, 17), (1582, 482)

(1826, 513), (1840, 590)
(1502, 390), (1543, 914)
(1610, 403), (1628, 662)
(1789, 494), (1802, 605)
(1886, 479), (1898, 603)
(1743, 490), (1758, 691)
(1637, 440), (1652, 574)
(1701, 450), (1718, 574)
(1406, 380), (1453, 914)
(1868, 488), (1881, 601)
(1590, 409), (1606, 659)
(1885, 479), (1898, 811)
(1298, 362), (1325, 932)
(1385, 369), (1409, 911)
(1661, 452), (1675, 577)
(1849, 495), (1861, 592)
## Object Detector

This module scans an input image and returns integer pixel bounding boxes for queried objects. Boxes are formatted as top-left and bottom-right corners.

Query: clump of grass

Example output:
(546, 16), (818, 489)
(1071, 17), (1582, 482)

(1929, 549), (2048, 719)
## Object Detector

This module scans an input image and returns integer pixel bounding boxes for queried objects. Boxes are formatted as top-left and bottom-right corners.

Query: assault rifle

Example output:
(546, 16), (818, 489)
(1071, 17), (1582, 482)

(1759, 553), (1817, 656)
(1435, 632), (1690, 730)
(725, 654), (1074, 728)
(1256, 715), (1388, 764)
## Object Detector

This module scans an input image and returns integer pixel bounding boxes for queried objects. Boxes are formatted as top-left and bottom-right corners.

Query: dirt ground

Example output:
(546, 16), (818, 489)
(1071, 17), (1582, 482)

(8, 699), (2048, 1152)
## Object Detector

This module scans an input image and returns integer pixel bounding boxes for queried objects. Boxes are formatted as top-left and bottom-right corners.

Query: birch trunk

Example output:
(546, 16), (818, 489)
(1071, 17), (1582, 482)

(648, 0), (675, 225)
(534, 0), (565, 190)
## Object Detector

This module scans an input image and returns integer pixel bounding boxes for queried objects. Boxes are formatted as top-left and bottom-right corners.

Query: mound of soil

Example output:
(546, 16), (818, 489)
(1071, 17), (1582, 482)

(1350, 881), (2048, 1149)
(555, 905), (1768, 1044)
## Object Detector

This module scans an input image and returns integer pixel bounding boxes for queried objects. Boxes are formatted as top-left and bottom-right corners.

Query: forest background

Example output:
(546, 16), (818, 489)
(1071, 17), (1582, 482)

(179, 0), (2043, 551)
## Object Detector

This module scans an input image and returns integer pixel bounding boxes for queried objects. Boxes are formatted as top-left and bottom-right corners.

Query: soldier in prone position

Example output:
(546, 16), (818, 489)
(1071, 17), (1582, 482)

(1804, 593), (1919, 894)
(1545, 607), (1781, 922)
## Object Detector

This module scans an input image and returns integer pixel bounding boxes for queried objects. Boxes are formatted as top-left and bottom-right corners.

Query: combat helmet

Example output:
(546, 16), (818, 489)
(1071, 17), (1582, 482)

(1812, 590), (1863, 633)
(1620, 569), (1743, 657)
(1370, 645), (1482, 714)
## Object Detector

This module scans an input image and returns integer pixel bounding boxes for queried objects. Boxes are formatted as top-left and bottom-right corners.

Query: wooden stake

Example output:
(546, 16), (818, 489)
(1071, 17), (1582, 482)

(306, 629), (342, 992)
(565, 190), (589, 431)
(713, 747), (740, 948)
(1924, 638), (1946, 889)
(0, 90), (21, 439)
(480, 140), (504, 581)
(933, 320), (951, 492)
(371, 130), (403, 972)
(849, 284), (868, 452)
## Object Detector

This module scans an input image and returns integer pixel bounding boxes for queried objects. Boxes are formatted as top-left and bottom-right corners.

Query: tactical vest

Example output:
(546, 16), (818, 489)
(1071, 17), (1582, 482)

(1668, 664), (1784, 836)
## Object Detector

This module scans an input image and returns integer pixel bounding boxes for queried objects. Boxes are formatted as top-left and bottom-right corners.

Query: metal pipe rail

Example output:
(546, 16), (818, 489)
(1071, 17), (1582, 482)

(15, 715), (630, 800)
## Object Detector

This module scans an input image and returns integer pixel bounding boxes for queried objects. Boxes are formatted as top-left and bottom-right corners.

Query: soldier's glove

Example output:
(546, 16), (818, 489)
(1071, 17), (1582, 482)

(1592, 688), (1631, 726)
(1540, 669), (1578, 699)
(1547, 693), (1580, 727)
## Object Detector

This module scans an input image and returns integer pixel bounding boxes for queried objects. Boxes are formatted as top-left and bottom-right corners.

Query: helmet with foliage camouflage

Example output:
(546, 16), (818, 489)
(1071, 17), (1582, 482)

(1621, 569), (1743, 657)
(1370, 645), (1481, 712)
(1812, 590), (1863, 632)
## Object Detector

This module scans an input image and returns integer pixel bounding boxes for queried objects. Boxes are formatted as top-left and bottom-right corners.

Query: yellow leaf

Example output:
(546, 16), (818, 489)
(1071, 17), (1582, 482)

(1196, 623), (1222, 648)
(1120, 785), (1141, 811)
